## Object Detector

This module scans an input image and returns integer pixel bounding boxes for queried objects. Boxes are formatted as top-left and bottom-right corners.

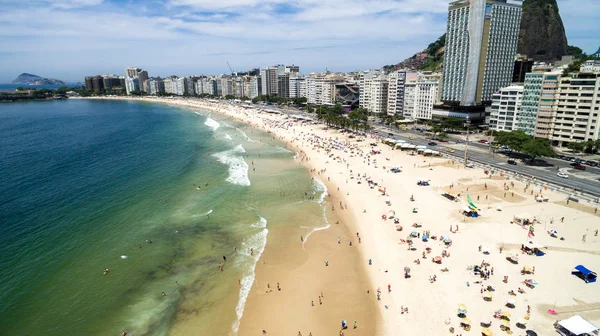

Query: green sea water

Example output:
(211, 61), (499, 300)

(0, 99), (328, 336)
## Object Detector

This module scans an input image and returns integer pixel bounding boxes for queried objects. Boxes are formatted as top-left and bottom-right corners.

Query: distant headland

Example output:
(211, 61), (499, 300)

(12, 73), (66, 86)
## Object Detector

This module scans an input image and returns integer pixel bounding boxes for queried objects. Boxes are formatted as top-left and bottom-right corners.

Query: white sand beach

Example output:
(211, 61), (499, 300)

(84, 96), (600, 336)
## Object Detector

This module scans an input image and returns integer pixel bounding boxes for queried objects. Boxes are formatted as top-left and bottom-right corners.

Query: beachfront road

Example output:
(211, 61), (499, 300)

(374, 126), (600, 199)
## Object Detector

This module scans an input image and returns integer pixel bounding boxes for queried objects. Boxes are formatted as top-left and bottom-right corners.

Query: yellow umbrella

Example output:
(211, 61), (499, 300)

(482, 328), (493, 336)
(483, 291), (492, 298)
(500, 311), (511, 318)
(501, 319), (510, 326)
(459, 304), (467, 310)
(461, 318), (471, 325)
(523, 266), (532, 272)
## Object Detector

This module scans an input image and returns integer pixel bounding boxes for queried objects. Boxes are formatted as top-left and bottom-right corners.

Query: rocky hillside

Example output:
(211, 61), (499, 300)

(384, 0), (569, 71)
(12, 73), (66, 85)
(518, 0), (567, 61)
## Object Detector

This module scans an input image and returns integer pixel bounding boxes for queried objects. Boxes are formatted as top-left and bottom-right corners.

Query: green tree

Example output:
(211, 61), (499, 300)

(521, 138), (555, 163)
(494, 130), (530, 152)
(16, 86), (25, 91)
(437, 132), (449, 140)
(567, 141), (586, 153)
(225, 94), (236, 99)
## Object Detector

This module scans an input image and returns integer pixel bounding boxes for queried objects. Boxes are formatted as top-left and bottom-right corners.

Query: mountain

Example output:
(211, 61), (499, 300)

(12, 73), (66, 85)
(518, 0), (567, 61)
(384, 0), (568, 71)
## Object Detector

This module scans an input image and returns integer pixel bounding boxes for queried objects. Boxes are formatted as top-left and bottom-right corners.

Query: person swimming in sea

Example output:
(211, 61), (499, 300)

(104, 268), (109, 275)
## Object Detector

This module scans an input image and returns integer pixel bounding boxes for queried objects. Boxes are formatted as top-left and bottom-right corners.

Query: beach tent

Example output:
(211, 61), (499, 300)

(571, 265), (597, 283)
(556, 315), (599, 335)
(416, 145), (427, 150)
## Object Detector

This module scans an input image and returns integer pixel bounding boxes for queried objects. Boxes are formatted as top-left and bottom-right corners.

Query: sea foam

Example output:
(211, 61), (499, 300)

(204, 117), (220, 131)
(232, 216), (268, 333)
(213, 144), (250, 186)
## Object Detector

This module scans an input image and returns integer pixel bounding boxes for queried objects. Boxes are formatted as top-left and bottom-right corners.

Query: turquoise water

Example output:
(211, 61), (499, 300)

(0, 100), (328, 336)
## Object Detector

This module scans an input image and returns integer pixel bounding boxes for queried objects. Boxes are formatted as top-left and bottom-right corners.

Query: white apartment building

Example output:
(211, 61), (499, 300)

(147, 78), (164, 95)
(387, 70), (406, 116)
(359, 70), (388, 114)
(441, 0), (523, 105)
(124, 77), (139, 94)
(289, 75), (306, 98)
(306, 74), (343, 105)
(249, 77), (261, 99)
(221, 77), (233, 97)
(550, 74), (600, 146)
(402, 77), (438, 120)
(163, 78), (174, 94)
(174, 77), (187, 96)
(580, 60), (600, 74)
(489, 85), (524, 131)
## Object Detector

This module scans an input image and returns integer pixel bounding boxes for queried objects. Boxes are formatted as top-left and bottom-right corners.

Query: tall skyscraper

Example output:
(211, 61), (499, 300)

(387, 70), (406, 116)
(260, 67), (278, 96)
(441, 0), (523, 106)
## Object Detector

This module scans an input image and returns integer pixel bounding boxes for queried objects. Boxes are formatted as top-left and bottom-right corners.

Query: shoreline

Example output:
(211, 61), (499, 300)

(77, 96), (600, 336)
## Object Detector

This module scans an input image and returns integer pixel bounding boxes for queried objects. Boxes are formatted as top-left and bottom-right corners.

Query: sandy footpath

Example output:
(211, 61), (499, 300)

(82, 97), (600, 336)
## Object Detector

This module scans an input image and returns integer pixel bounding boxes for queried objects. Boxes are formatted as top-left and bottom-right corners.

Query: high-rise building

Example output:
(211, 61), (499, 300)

(221, 76), (233, 97)
(549, 74), (600, 146)
(306, 74), (344, 105)
(125, 67), (145, 94)
(260, 67), (278, 96)
(517, 72), (543, 135)
(441, 0), (523, 106)
(513, 56), (533, 83)
(249, 76), (261, 99)
(147, 78), (165, 95)
(125, 77), (139, 94)
(277, 73), (290, 99)
(402, 75), (439, 120)
(285, 65), (300, 74)
(289, 76), (305, 98)
(138, 70), (149, 92)
(387, 70), (406, 115)
(488, 85), (524, 131)
(359, 70), (388, 114)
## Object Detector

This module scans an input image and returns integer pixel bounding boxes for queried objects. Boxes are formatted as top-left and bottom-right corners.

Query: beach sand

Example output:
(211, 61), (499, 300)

(82, 97), (600, 336)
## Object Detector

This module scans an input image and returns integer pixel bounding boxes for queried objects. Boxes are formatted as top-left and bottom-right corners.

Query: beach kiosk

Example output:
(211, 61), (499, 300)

(571, 265), (597, 283)
(555, 315), (599, 336)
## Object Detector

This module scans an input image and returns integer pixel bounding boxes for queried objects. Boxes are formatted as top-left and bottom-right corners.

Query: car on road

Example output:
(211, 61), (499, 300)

(466, 162), (474, 168)
(557, 171), (569, 178)
(478, 139), (488, 144)
(507, 159), (517, 165)
(428, 142), (437, 146)
(585, 161), (598, 167)
(446, 148), (455, 153)
(388, 133), (394, 136)
(574, 164), (586, 170)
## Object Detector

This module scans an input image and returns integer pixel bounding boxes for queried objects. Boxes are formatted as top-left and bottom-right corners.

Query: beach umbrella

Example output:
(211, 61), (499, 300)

(480, 318), (491, 326)
(461, 318), (471, 325)
(443, 237), (452, 243)
(523, 266), (532, 272)
(483, 291), (492, 299)
(458, 303), (467, 311)
(422, 234), (429, 240)
(434, 256), (442, 263)
(550, 229), (558, 235)
(501, 319), (510, 326)
(525, 330), (537, 336)
(481, 328), (493, 336)
(404, 266), (410, 273)
(506, 298), (516, 306)
(500, 311), (511, 319)
(516, 319), (527, 327)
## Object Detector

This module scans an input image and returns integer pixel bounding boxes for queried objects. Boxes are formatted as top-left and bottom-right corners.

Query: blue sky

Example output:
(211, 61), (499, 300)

(0, 0), (597, 83)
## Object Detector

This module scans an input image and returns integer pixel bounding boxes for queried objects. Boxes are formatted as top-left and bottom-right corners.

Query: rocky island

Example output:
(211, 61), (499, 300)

(12, 73), (66, 86)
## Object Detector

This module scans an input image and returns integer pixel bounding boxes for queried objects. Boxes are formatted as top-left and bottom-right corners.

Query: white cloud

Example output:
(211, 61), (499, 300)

(0, 0), (444, 82)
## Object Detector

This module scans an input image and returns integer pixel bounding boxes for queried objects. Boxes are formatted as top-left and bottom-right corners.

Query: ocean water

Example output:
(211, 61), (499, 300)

(0, 99), (328, 336)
